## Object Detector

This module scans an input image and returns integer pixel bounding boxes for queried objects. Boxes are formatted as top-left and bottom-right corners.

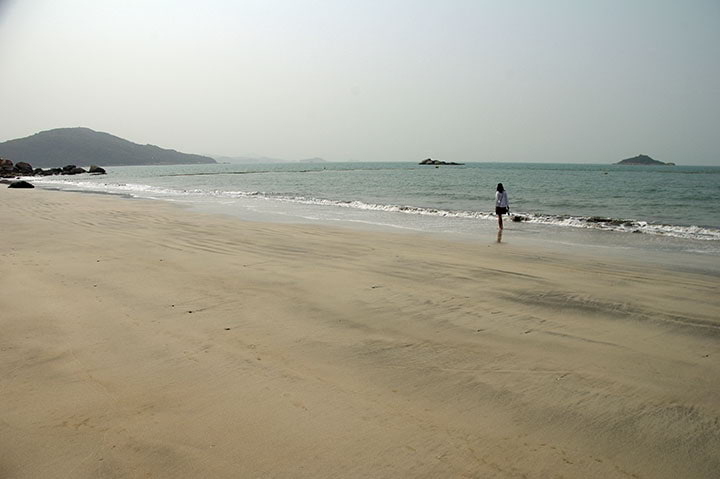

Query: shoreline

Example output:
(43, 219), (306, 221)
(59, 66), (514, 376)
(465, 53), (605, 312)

(1, 187), (719, 478)
(34, 183), (720, 275)
(22, 161), (720, 247)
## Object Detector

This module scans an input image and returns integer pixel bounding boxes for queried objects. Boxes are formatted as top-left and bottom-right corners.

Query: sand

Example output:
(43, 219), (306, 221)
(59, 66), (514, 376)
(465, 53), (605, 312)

(1, 187), (719, 478)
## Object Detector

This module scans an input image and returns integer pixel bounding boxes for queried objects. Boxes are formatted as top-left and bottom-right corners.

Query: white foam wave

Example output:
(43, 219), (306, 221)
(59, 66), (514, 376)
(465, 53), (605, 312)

(28, 176), (720, 242)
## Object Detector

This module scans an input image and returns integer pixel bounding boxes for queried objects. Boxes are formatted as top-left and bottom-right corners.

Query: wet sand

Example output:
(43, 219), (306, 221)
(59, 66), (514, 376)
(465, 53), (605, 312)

(1, 187), (719, 478)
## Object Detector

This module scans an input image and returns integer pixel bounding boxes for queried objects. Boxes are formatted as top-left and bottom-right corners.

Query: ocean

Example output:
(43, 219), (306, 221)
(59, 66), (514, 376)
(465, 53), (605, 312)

(27, 162), (720, 258)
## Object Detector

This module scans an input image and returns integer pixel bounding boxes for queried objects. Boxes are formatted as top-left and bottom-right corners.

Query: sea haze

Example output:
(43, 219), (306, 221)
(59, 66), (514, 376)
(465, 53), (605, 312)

(27, 162), (720, 255)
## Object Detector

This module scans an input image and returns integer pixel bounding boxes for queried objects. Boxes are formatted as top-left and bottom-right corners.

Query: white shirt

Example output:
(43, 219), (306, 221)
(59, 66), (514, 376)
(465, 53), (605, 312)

(495, 190), (509, 208)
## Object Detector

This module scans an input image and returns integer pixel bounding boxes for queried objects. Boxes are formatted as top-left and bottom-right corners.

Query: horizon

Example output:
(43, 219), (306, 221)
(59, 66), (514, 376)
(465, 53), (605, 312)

(1, 1), (718, 166)
(1, 125), (716, 167)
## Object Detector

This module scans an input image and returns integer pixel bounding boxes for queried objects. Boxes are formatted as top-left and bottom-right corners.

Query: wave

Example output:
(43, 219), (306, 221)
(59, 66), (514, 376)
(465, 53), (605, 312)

(27, 177), (720, 242)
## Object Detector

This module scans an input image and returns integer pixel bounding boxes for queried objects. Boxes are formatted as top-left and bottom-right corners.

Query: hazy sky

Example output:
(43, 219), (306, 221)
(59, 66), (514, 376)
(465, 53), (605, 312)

(1, 0), (718, 164)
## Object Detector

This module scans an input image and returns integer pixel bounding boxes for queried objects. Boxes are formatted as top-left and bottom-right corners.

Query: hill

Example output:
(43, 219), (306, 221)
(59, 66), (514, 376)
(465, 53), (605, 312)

(615, 154), (675, 166)
(0, 127), (216, 168)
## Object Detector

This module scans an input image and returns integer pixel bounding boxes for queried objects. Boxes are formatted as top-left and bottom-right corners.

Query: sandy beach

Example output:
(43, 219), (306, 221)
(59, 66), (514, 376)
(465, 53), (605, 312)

(1, 187), (719, 478)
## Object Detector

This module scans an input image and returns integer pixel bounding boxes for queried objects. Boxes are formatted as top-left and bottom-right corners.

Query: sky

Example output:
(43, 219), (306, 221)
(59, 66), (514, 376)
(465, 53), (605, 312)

(0, 0), (718, 164)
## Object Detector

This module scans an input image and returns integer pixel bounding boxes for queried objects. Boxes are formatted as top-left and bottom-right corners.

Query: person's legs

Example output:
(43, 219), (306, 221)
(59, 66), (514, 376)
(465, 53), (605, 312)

(498, 213), (503, 230)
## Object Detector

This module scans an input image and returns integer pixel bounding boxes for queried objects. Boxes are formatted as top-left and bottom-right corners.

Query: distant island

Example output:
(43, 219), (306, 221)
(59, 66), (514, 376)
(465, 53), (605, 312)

(298, 157), (327, 164)
(0, 127), (217, 168)
(419, 158), (464, 166)
(615, 154), (675, 166)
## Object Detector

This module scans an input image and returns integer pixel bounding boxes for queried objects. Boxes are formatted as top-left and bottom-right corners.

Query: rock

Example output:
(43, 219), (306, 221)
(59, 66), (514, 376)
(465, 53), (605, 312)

(587, 216), (635, 227)
(419, 158), (464, 166)
(0, 158), (13, 172)
(511, 215), (525, 222)
(61, 166), (86, 175)
(33, 168), (45, 175)
(615, 155), (674, 166)
(8, 180), (34, 188)
(13, 162), (34, 174)
(89, 165), (106, 174)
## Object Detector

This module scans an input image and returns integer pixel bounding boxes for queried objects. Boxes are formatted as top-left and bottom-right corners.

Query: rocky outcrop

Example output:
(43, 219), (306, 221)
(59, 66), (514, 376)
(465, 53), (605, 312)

(62, 165), (87, 175)
(0, 158), (13, 176)
(419, 158), (464, 166)
(14, 162), (34, 174)
(615, 155), (675, 166)
(0, 158), (105, 178)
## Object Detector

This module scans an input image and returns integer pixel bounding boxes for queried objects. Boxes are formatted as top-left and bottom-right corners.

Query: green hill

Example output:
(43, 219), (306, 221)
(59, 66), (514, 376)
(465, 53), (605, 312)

(0, 127), (216, 168)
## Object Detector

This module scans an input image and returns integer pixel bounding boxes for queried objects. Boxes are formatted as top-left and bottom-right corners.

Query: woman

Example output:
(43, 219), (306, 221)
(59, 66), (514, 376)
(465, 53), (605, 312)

(495, 183), (509, 230)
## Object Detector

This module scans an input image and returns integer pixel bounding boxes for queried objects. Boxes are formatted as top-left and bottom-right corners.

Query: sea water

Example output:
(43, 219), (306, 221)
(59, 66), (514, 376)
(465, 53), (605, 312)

(27, 162), (720, 259)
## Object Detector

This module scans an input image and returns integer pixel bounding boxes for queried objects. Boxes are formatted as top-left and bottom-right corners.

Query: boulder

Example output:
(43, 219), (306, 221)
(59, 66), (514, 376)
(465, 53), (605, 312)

(0, 158), (13, 172)
(88, 165), (106, 174)
(8, 180), (34, 188)
(511, 215), (525, 222)
(13, 162), (34, 174)
(61, 166), (86, 175)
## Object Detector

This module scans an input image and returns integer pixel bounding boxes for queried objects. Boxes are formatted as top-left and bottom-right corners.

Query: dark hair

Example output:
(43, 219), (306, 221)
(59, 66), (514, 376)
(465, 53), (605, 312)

(496, 183), (504, 193)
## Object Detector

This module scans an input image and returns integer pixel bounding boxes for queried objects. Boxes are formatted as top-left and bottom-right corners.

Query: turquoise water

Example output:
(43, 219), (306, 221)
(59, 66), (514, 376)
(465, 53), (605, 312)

(29, 162), (720, 254)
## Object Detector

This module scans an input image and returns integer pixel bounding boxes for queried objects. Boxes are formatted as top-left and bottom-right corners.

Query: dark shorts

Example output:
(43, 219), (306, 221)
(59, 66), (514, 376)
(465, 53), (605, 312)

(496, 206), (508, 215)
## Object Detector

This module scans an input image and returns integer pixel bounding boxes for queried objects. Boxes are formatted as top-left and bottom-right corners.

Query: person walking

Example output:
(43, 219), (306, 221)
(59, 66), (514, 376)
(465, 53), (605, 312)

(495, 183), (509, 230)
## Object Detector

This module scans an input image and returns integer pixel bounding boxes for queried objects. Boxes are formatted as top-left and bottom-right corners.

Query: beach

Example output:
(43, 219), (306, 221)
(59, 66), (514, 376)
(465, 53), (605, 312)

(1, 187), (719, 478)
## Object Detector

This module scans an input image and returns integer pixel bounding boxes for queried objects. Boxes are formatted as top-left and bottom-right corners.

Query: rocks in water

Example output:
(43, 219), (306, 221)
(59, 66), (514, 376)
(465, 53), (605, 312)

(615, 154), (675, 166)
(511, 215), (525, 222)
(0, 158), (103, 177)
(8, 180), (34, 188)
(1, 158), (14, 177)
(586, 216), (635, 226)
(14, 162), (34, 175)
(419, 158), (464, 166)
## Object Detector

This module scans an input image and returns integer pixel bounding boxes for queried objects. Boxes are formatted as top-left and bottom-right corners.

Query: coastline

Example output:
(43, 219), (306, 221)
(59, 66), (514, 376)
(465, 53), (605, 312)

(23, 161), (720, 248)
(1, 187), (719, 478)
